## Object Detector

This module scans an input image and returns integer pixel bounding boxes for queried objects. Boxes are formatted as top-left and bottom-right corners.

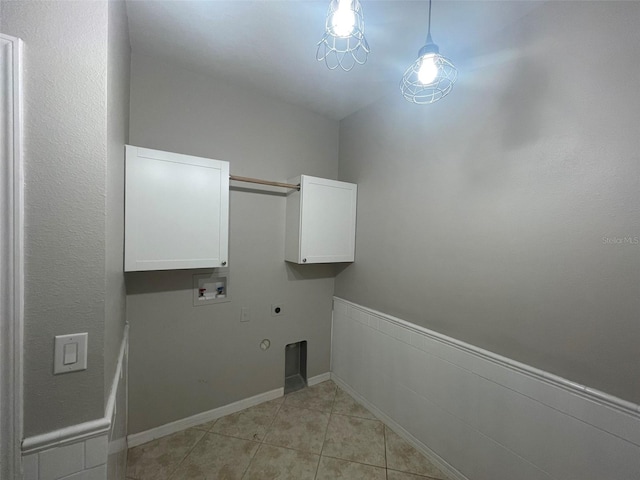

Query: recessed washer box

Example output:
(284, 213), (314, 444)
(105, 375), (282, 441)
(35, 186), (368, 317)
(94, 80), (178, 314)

(193, 270), (231, 306)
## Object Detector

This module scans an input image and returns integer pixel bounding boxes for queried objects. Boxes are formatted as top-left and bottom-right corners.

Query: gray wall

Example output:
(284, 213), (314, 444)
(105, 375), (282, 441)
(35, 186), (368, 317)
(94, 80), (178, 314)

(335, 1), (640, 403)
(127, 54), (339, 434)
(105, 0), (130, 397)
(1, 0), (109, 436)
(1, 0), (131, 439)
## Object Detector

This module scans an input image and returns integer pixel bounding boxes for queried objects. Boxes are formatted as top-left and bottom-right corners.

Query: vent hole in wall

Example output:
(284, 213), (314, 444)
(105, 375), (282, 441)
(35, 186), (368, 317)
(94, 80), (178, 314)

(284, 341), (307, 394)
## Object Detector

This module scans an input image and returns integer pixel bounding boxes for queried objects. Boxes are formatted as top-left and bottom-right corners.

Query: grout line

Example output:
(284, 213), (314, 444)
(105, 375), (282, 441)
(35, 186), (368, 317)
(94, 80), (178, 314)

(205, 417), (219, 433)
(320, 452), (388, 470)
(239, 398), (285, 480)
(239, 442), (260, 479)
(206, 430), (263, 444)
(262, 395), (285, 444)
(316, 383), (393, 474)
(165, 429), (209, 480)
(253, 440), (321, 456)
(314, 382), (338, 479)
(384, 424), (389, 480)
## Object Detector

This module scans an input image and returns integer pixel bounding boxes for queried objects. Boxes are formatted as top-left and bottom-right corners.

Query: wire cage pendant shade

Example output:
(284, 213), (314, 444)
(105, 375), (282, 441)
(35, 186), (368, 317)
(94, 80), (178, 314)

(317, 0), (370, 71)
(400, 0), (457, 104)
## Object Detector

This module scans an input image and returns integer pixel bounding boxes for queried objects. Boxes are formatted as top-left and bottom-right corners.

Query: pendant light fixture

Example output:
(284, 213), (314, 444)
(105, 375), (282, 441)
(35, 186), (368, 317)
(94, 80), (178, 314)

(317, 0), (370, 71)
(400, 0), (457, 104)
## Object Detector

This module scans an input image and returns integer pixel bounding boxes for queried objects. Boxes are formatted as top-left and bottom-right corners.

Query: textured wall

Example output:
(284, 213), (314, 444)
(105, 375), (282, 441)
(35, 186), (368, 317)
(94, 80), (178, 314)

(104, 0), (130, 398)
(335, 1), (640, 403)
(1, 0), (109, 436)
(126, 54), (339, 434)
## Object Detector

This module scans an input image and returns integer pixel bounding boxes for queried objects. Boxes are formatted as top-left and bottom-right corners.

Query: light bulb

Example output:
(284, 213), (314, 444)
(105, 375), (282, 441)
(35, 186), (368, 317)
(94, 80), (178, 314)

(331, 0), (356, 38)
(418, 54), (438, 85)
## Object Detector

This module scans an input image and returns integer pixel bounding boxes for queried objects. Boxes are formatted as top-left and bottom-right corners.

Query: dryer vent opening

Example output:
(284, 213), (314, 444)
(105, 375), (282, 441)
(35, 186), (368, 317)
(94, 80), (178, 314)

(284, 341), (307, 394)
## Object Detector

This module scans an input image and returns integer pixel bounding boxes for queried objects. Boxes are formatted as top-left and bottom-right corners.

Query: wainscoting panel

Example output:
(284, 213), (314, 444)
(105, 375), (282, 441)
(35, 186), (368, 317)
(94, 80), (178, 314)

(22, 327), (128, 480)
(331, 297), (640, 480)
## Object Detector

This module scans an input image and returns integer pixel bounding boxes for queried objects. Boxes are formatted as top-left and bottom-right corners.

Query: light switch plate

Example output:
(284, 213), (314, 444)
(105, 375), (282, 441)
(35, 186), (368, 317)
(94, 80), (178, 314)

(54, 333), (88, 374)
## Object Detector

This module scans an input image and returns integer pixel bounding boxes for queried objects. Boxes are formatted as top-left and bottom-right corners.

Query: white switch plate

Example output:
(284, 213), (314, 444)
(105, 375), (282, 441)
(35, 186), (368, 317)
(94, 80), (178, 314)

(240, 307), (250, 322)
(54, 333), (88, 374)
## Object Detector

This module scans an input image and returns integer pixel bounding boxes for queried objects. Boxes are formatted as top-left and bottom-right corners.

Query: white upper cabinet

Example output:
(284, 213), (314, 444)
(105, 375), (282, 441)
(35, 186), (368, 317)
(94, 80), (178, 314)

(285, 175), (357, 264)
(124, 145), (229, 272)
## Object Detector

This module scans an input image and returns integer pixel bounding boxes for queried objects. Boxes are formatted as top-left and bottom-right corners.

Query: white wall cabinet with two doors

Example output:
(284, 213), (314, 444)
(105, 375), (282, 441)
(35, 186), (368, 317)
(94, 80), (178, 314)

(124, 147), (357, 271)
(124, 145), (229, 272)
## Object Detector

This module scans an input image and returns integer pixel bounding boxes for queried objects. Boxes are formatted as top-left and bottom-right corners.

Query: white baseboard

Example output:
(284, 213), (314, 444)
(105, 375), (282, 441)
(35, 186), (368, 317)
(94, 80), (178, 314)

(127, 372), (331, 449)
(127, 387), (284, 448)
(330, 373), (468, 480)
(307, 372), (331, 386)
(332, 297), (640, 480)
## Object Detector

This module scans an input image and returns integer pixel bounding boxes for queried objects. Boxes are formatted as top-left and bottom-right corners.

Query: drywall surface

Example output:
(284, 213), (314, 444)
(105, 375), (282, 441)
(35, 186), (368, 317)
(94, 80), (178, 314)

(336, 1), (640, 404)
(1, 1), (109, 435)
(104, 0), (130, 400)
(127, 53), (339, 434)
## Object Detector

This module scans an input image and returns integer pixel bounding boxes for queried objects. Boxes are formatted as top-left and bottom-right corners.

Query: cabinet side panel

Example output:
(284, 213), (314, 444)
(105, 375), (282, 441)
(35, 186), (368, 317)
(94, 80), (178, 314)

(124, 145), (137, 271)
(218, 161), (230, 266)
(285, 176), (302, 263)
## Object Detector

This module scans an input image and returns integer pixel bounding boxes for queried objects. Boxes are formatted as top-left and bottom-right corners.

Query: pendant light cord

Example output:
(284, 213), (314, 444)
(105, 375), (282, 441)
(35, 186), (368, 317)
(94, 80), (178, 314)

(426, 0), (433, 45)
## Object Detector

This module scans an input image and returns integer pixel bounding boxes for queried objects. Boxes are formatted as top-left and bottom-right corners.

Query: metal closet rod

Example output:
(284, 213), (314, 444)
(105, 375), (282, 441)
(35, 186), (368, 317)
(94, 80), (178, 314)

(230, 175), (300, 190)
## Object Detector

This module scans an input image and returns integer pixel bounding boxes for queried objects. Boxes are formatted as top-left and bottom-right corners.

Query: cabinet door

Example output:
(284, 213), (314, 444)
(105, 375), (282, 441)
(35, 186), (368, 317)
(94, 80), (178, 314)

(125, 145), (229, 271)
(300, 176), (357, 263)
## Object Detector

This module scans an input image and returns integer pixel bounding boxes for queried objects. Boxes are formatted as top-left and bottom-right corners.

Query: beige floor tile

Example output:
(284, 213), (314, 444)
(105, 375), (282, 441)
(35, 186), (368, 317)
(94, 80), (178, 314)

(315, 456), (386, 480)
(126, 428), (205, 480)
(211, 398), (282, 441)
(385, 427), (448, 479)
(322, 414), (385, 467)
(283, 380), (337, 413)
(332, 388), (377, 420)
(242, 444), (319, 480)
(169, 432), (259, 480)
(387, 470), (437, 480)
(263, 405), (330, 454)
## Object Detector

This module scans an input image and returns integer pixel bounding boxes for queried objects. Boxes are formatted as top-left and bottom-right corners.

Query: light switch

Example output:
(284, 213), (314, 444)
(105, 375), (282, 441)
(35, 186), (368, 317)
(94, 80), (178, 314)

(54, 333), (88, 374)
(63, 342), (78, 365)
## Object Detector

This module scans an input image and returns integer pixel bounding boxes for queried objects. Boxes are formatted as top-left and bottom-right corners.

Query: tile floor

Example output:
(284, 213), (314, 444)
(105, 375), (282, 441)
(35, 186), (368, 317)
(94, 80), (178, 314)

(126, 380), (450, 480)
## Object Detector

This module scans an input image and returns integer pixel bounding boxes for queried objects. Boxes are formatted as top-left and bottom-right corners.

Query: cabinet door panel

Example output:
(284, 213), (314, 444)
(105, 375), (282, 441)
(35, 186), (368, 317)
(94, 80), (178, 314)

(125, 146), (229, 271)
(300, 176), (357, 263)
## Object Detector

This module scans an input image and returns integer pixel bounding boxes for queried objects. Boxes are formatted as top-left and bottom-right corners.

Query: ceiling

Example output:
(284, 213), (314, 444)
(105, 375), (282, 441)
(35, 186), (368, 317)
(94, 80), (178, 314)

(126, 0), (544, 120)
